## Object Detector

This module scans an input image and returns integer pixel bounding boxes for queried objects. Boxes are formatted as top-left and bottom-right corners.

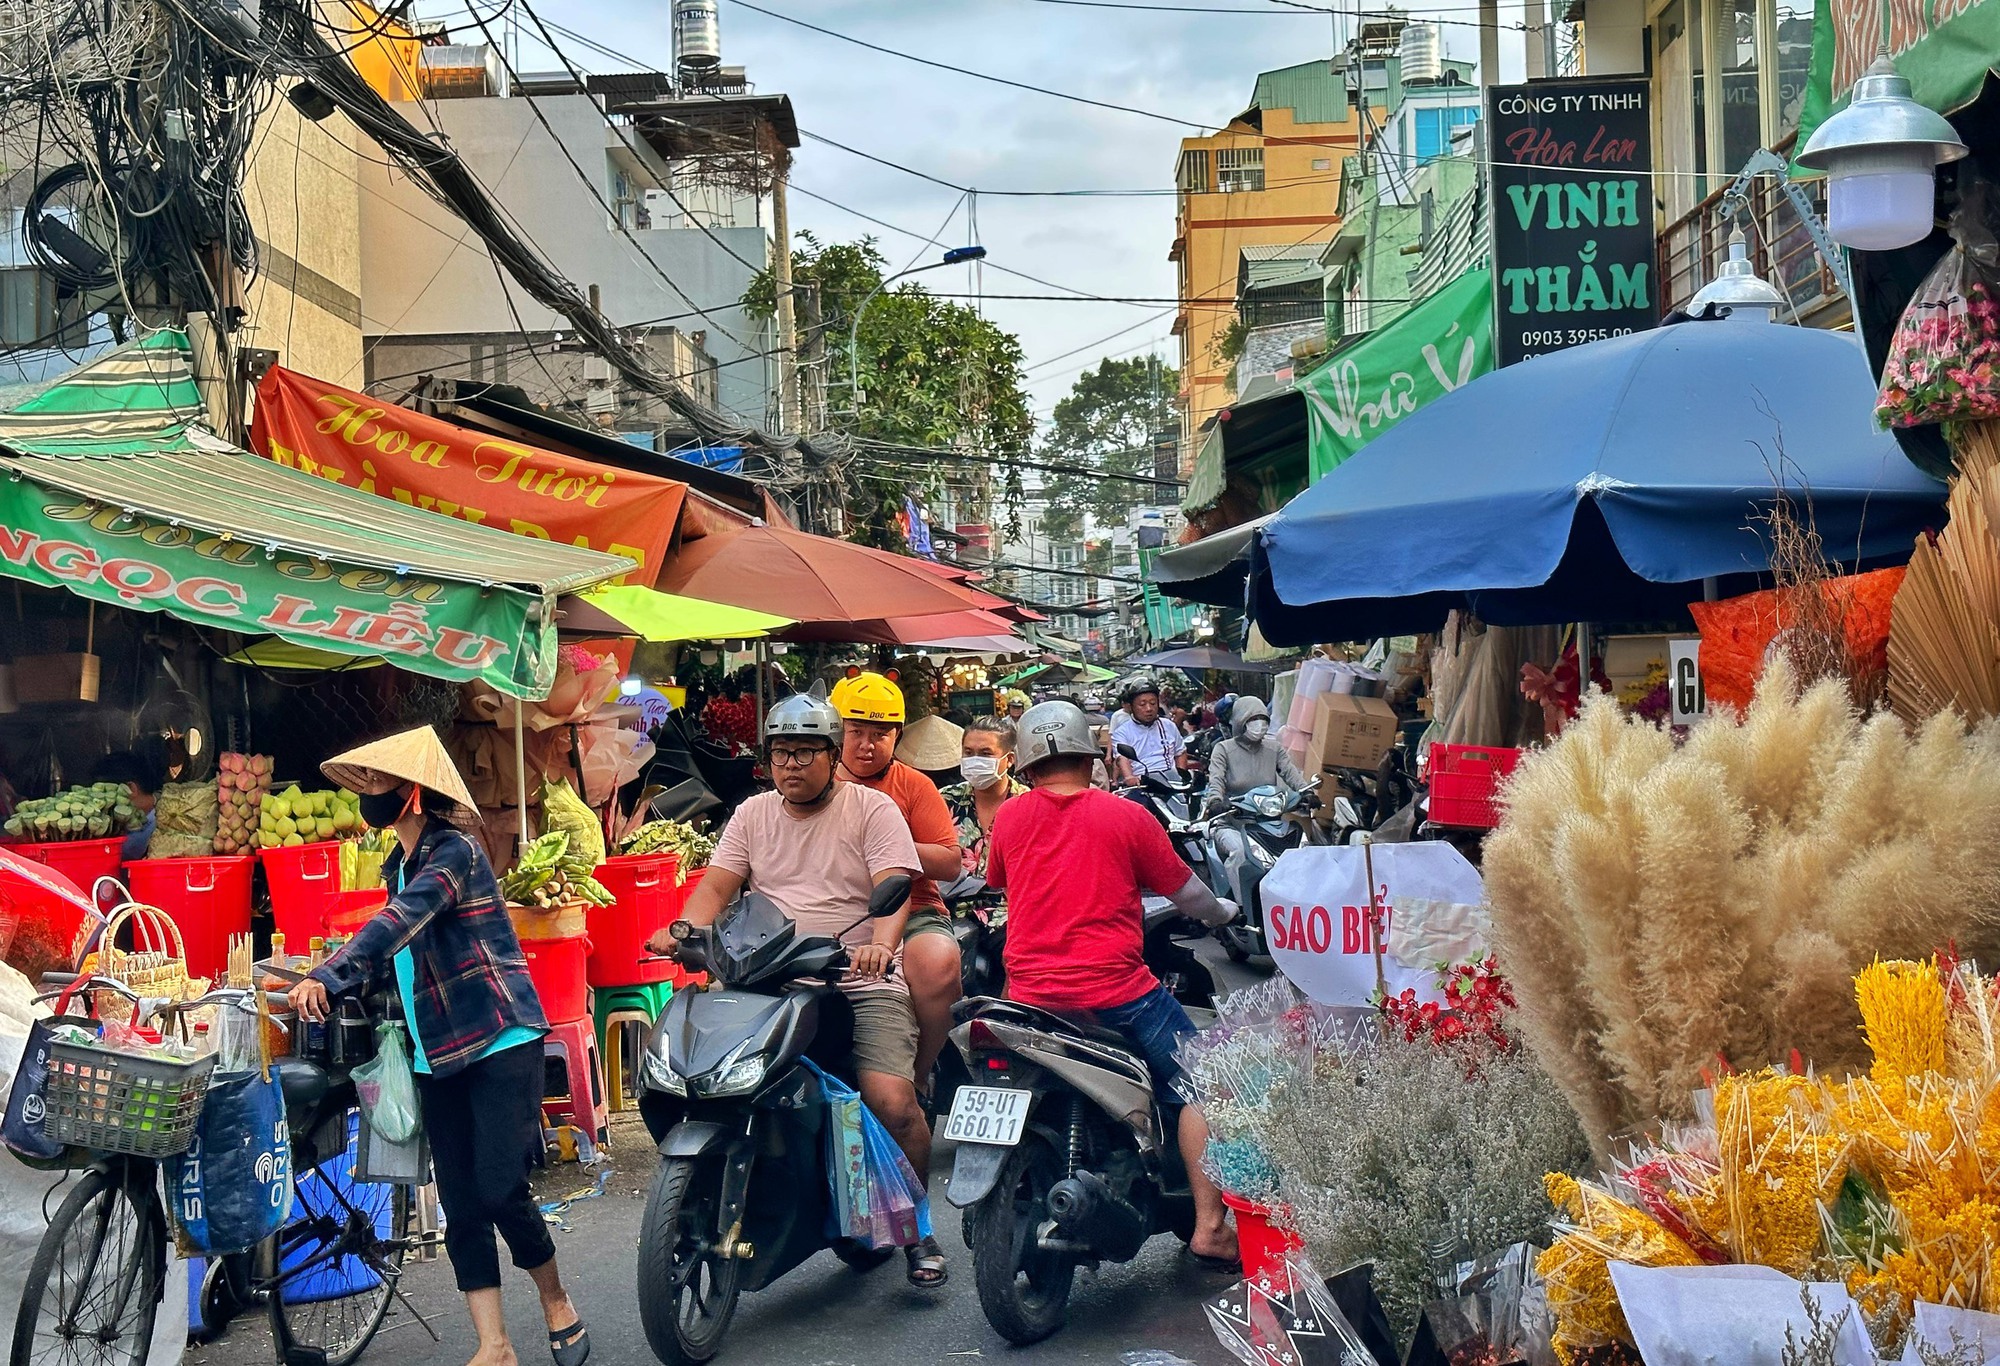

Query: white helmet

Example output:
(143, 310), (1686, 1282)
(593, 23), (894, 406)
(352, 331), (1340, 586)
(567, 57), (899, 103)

(1015, 700), (1099, 776)
(763, 680), (842, 744)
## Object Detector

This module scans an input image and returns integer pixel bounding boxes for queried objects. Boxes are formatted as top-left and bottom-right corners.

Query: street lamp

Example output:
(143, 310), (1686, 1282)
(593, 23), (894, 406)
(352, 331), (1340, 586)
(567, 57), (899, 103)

(1688, 230), (1787, 322)
(847, 245), (989, 407)
(1796, 54), (1967, 251)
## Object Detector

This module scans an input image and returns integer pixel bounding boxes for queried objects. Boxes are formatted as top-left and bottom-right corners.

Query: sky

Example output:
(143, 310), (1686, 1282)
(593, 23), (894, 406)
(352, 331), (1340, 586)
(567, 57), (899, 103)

(424, 0), (1538, 420)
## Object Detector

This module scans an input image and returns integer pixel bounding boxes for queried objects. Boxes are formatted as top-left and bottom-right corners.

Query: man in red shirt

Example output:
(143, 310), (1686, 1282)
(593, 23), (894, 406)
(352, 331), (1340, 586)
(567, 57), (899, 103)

(985, 700), (1240, 1267)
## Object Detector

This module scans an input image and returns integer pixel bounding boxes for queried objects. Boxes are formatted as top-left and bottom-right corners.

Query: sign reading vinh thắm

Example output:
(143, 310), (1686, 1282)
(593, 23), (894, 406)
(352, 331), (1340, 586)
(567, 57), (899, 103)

(1485, 77), (1658, 368)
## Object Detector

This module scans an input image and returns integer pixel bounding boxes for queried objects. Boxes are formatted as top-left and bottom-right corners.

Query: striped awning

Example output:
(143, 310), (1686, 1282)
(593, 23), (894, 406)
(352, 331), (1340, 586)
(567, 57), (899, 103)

(0, 330), (205, 455)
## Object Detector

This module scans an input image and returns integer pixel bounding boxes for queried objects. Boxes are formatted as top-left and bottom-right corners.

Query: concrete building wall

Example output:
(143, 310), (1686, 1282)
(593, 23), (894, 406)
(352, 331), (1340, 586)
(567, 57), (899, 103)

(357, 92), (775, 424)
(240, 92), (365, 386)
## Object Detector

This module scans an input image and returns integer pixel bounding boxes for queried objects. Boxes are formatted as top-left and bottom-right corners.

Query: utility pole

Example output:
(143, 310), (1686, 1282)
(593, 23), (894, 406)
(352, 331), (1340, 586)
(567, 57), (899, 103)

(771, 165), (800, 433)
(1479, 0), (1501, 90)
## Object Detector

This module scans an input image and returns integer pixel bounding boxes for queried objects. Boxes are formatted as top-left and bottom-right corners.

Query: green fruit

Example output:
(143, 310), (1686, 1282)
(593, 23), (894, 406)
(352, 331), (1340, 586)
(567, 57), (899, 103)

(276, 817), (297, 839)
(282, 833), (305, 847)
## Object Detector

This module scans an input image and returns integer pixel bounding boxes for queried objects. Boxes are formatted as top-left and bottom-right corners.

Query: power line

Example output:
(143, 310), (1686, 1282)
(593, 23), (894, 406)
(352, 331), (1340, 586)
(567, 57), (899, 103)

(856, 439), (1183, 489)
(723, 0), (1217, 131)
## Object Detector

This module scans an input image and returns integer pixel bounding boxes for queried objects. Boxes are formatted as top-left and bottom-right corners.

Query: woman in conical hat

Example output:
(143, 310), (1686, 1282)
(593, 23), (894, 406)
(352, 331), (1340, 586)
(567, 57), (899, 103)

(290, 726), (590, 1366)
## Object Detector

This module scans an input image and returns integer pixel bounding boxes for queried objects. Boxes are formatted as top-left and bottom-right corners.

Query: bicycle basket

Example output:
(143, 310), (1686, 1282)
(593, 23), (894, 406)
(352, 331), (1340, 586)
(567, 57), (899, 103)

(42, 1039), (215, 1158)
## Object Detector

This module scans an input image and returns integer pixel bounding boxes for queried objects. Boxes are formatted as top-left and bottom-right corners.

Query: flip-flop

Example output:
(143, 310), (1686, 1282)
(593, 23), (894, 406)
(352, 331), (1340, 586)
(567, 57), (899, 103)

(906, 1235), (949, 1288)
(549, 1320), (590, 1366)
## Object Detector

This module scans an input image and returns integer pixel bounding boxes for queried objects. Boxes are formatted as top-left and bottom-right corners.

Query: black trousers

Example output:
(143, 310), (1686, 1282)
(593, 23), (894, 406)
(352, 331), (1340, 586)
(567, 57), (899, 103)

(415, 1040), (556, 1292)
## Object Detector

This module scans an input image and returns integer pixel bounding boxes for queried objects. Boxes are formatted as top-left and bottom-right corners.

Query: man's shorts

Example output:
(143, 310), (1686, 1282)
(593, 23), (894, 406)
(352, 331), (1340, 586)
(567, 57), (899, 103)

(901, 908), (957, 942)
(848, 988), (921, 1081)
(1095, 984), (1198, 1100)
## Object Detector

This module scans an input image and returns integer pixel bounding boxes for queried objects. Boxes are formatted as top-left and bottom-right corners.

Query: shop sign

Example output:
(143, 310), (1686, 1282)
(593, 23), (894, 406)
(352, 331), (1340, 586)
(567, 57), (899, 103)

(1300, 269), (1495, 482)
(1262, 843), (1488, 1008)
(250, 367), (683, 582)
(1486, 78), (1658, 368)
(0, 478), (552, 698)
(1668, 638), (1708, 726)
(1796, 0), (2000, 166)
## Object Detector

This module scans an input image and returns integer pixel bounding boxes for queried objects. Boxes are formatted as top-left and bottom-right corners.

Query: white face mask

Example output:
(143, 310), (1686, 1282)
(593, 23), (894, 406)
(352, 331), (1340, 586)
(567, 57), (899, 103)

(1243, 719), (1270, 743)
(960, 755), (1006, 789)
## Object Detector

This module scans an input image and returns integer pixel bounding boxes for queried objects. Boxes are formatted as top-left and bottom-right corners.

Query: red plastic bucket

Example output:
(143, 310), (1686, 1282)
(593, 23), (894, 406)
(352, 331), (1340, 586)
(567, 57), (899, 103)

(586, 853), (680, 988)
(1222, 1194), (1305, 1281)
(16, 837), (127, 909)
(327, 890), (389, 939)
(523, 934), (591, 1023)
(124, 856), (254, 980)
(260, 841), (346, 944)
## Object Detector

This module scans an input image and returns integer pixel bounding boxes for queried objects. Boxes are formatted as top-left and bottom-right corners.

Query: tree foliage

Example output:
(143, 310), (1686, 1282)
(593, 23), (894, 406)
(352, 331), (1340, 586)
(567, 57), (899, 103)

(1037, 354), (1179, 542)
(744, 233), (1033, 545)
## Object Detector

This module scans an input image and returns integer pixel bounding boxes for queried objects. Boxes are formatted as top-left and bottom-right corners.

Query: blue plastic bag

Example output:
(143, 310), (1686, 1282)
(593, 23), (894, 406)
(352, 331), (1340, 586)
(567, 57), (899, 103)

(804, 1061), (931, 1249)
(169, 1066), (293, 1255)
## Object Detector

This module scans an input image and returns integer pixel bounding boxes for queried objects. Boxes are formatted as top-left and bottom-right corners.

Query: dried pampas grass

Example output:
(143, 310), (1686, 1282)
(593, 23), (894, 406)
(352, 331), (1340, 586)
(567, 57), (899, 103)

(1485, 660), (2000, 1155)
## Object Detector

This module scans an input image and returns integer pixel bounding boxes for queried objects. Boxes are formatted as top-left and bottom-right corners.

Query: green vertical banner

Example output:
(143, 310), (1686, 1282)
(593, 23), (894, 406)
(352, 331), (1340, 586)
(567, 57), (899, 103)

(1138, 545), (1202, 641)
(1300, 268), (1495, 482)
(0, 476), (555, 697)
(1796, 0), (2000, 172)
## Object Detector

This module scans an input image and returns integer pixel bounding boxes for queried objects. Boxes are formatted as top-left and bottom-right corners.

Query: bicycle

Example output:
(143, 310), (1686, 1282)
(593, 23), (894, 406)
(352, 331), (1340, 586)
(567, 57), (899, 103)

(9, 982), (437, 1366)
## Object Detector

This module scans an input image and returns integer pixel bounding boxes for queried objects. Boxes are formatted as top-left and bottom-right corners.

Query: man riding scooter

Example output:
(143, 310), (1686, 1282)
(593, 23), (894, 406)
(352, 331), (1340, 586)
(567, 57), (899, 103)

(1201, 696), (1314, 960)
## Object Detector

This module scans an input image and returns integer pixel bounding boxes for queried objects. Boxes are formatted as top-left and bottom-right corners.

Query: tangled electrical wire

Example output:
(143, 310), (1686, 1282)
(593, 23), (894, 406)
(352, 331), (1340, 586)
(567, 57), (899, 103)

(5, 0), (272, 331)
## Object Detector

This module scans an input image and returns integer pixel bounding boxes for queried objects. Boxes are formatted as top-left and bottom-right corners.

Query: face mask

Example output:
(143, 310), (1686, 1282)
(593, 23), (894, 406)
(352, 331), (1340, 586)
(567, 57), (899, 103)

(1243, 719), (1270, 743)
(359, 787), (410, 829)
(960, 755), (1006, 790)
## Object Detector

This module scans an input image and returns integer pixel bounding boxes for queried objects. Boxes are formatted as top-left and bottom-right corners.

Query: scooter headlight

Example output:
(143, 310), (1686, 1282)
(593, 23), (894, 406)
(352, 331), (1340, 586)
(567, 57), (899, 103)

(642, 1050), (687, 1097)
(698, 1056), (768, 1097)
(1246, 791), (1285, 819)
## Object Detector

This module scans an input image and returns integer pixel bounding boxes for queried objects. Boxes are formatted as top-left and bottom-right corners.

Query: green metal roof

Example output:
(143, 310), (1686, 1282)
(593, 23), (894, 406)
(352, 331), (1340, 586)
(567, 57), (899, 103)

(1245, 60), (1350, 126)
(1182, 423), (1226, 515)
(0, 332), (633, 595)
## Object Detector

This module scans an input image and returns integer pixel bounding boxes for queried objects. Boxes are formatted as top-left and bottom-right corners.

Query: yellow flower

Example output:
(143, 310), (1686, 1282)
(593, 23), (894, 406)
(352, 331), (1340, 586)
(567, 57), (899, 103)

(1857, 959), (1949, 1085)
(1540, 1172), (1704, 1362)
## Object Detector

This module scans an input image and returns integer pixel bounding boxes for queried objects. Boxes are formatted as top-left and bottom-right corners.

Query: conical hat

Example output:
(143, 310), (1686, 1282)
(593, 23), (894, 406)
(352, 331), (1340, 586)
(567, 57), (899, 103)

(322, 726), (480, 825)
(897, 714), (964, 772)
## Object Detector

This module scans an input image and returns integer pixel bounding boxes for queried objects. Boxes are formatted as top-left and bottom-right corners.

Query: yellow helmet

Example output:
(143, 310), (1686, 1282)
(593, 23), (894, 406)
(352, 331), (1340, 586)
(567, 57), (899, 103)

(830, 671), (905, 724)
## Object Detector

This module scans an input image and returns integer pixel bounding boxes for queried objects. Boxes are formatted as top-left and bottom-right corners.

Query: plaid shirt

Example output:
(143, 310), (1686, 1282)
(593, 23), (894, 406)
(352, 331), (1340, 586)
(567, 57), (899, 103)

(310, 817), (547, 1078)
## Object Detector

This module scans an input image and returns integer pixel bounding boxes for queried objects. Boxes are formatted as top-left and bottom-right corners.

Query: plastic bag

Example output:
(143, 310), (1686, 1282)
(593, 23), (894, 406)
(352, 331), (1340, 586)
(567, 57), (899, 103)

(808, 1060), (930, 1249)
(168, 1065), (293, 1254)
(350, 1023), (418, 1144)
(1878, 180), (2000, 428)
(1204, 1249), (1385, 1366)
(1605, 1263), (1874, 1366)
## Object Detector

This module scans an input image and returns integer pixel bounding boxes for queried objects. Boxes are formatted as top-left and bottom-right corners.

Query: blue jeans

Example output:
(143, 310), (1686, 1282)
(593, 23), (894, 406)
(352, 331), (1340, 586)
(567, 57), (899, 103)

(1096, 984), (1198, 1101)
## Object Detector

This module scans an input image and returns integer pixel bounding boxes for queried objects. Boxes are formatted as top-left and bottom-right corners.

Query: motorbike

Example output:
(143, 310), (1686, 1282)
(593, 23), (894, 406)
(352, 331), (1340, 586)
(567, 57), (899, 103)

(1113, 743), (1198, 828)
(945, 961), (1213, 1346)
(634, 875), (913, 1366)
(1198, 779), (1323, 962)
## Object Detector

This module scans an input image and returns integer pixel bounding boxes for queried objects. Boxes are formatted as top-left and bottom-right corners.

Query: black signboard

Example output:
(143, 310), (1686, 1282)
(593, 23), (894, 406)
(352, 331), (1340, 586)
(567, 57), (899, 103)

(1486, 77), (1658, 367)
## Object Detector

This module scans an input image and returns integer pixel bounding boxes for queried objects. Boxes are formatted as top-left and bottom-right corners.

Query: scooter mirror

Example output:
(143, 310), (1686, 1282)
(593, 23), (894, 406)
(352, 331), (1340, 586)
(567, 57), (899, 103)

(1116, 743), (1140, 761)
(868, 874), (913, 918)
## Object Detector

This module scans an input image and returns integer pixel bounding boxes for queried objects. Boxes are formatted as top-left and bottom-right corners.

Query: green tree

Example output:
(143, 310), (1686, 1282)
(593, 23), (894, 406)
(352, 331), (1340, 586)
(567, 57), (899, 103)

(1037, 355), (1179, 542)
(744, 233), (1033, 546)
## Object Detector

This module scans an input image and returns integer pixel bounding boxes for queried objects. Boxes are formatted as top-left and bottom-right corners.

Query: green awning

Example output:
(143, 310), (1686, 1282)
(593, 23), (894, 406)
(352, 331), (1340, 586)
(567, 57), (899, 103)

(0, 333), (633, 698)
(1138, 545), (1201, 643)
(1301, 267), (1494, 482)
(1182, 423), (1226, 514)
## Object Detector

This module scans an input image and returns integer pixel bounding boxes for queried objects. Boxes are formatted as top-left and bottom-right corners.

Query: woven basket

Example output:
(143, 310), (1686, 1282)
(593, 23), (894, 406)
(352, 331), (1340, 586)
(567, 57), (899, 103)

(87, 896), (192, 1020)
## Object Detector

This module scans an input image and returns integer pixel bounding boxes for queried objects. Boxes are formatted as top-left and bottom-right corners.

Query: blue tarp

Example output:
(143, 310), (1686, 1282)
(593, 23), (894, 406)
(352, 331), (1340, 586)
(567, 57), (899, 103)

(1250, 317), (1947, 645)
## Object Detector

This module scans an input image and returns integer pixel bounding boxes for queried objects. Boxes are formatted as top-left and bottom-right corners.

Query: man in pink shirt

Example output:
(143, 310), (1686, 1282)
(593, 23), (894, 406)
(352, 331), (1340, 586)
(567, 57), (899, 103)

(646, 683), (949, 1288)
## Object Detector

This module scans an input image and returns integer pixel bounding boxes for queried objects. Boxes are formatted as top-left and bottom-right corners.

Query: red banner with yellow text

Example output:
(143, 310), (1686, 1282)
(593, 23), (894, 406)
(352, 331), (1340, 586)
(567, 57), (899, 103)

(249, 368), (683, 583)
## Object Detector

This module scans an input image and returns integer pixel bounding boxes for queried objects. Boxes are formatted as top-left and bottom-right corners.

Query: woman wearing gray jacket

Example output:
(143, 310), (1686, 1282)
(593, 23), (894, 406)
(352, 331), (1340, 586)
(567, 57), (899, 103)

(1202, 697), (1308, 812)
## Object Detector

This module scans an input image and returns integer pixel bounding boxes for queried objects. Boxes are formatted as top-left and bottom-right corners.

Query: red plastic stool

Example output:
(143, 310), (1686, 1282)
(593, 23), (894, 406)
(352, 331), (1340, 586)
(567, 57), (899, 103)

(540, 1017), (608, 1144)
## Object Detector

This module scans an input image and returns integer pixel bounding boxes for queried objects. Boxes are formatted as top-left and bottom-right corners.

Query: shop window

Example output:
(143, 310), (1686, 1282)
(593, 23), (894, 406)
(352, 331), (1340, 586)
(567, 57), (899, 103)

(1217, 147), (1265, 194)
(1656, 0), (1708, 222)
(1176, 149), (1211, 194)
(1414, 106), (1480, 165)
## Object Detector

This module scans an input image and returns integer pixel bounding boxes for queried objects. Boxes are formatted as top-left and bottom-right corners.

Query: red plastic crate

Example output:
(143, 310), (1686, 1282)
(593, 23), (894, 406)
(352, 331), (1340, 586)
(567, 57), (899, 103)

(1425, 743), (1524, 829)
(586, 853), (682, 988)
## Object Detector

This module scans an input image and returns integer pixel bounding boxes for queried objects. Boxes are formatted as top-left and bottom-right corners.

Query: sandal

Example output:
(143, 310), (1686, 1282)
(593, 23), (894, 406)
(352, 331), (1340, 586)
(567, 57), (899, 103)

(1186, 1246), (1242, 1275)
(549, 1320), (591, 1366)
(905, 1235), (949, 1288)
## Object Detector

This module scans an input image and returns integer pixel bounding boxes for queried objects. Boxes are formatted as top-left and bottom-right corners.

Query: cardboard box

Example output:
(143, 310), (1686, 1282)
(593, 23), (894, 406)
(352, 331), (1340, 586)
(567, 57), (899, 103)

(1304, 692), (1399, 773)
(12, 653), (99, 705)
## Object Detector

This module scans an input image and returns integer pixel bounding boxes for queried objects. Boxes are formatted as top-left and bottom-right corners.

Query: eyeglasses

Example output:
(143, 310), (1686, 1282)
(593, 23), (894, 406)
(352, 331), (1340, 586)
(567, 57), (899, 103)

(768, 747), (826, 768)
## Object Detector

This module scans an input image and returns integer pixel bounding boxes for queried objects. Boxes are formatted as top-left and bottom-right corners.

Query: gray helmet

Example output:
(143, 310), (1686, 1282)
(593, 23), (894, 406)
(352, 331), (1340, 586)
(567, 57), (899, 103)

(1120, 675), (1161, 707)
(1231, 696), (1270, 740)
(763, 679), (841, 745)
(1015, 700), (1100, 776)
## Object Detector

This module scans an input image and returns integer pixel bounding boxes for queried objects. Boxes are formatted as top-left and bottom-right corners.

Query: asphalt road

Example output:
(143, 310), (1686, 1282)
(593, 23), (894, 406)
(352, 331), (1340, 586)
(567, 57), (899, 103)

(190, 950), (1268, 1366)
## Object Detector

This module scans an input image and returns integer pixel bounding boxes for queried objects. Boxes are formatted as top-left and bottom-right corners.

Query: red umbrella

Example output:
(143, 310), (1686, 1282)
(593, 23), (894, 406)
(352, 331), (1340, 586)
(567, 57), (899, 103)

(780, 609), (1026, 647)
(656, 525), (1007, 626)
(0, 847), (94, 964)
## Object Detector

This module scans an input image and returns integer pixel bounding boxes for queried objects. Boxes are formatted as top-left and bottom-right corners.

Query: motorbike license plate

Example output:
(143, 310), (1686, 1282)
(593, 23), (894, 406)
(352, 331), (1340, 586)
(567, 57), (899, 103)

(941, 1085), (1029, 1147)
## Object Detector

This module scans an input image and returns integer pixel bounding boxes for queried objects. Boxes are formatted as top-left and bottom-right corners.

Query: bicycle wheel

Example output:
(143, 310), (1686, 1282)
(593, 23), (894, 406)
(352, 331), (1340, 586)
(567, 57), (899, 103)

(10, 1163), (166, 1366)
(261, 1163), (410, 1366)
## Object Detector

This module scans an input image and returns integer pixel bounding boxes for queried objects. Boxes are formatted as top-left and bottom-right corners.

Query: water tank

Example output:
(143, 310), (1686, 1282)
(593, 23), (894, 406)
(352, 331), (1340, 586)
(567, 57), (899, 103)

(674, 0), (721, 70)
(1399, 22), (1442, 84)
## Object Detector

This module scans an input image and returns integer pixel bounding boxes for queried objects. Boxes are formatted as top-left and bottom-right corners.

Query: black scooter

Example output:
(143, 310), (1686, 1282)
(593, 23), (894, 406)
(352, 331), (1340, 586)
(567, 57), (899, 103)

(634, 876), (912, 1366)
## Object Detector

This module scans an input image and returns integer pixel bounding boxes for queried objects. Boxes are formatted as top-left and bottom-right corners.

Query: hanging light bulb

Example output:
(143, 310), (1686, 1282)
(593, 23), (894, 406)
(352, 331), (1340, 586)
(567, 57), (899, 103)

(1796, 54), (1967, 251)
(1688, 231), (1787, 321)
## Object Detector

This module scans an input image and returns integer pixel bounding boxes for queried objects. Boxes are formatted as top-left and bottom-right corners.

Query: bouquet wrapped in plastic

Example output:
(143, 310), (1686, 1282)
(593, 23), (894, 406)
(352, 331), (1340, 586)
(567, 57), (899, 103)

(1877, 180), (2000, 429)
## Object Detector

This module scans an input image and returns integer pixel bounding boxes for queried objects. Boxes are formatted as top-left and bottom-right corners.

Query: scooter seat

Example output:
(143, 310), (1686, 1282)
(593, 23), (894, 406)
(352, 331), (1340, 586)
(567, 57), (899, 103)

(950, 917), (982, 950)
(273, 1058), (330, 1113)
(959, 997), (1134, 1051)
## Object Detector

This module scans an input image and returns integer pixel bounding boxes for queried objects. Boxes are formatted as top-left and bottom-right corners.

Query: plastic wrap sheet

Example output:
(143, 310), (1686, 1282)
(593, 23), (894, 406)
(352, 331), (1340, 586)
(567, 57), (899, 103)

(1606, 1262), (1873, 1366)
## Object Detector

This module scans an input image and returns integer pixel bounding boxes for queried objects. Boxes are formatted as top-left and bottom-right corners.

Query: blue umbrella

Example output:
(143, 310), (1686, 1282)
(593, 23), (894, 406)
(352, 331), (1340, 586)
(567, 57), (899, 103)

(1250, 316), (1947, 644)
